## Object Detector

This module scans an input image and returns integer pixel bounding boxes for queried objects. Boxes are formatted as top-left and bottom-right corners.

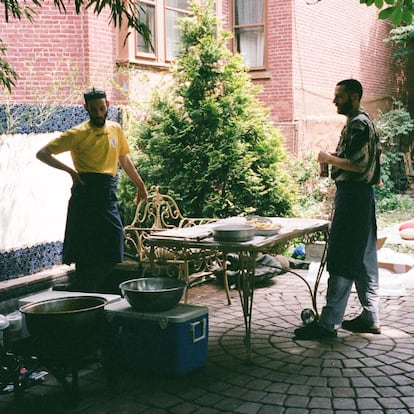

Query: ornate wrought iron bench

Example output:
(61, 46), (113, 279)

(123, 186), (218, 301)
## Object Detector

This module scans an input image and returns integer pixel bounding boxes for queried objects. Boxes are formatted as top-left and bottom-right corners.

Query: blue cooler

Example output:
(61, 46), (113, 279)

(105, 300), (208, 376)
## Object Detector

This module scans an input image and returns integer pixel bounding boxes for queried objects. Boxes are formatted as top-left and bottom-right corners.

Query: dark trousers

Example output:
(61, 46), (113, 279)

(62, 173), (124, 293)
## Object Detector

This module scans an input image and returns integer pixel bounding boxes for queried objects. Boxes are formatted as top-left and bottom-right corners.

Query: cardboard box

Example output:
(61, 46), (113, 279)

(377, 248), (414, 274)
(105, 300), (208, 376)
(378, 261), (414, 274)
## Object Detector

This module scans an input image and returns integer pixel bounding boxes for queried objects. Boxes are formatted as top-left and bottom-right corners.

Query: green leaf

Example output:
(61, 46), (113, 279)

(404, 0), (413, 11)
(392, 7), (404, 25)
(362, 0), (376, 6)
(402, 8), (413, 23)
(375, 0), (384, 8)
(379, 6), (396, 19)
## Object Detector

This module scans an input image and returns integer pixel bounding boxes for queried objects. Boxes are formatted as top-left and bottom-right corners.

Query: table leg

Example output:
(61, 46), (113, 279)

(284, 239), (328, 321)
(311, 240), (328, 318)
(183, 255), (190, 303)
(237, 251), (257, 362)
(222, 253), (232, 305)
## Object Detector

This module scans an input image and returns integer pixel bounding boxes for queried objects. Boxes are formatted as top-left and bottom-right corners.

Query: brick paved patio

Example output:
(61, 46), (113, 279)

(2, 268), (414, 414)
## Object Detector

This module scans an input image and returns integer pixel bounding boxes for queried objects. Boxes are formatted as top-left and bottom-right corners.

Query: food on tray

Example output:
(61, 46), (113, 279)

(245, 217), (282, 231)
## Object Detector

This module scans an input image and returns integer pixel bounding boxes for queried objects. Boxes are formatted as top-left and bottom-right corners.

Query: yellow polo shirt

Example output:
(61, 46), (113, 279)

(46, 120), (130, 177)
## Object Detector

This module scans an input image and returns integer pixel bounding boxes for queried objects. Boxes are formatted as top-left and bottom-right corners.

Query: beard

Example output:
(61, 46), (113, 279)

(336, 100), (353, 116)
(89, 111), (108, 127)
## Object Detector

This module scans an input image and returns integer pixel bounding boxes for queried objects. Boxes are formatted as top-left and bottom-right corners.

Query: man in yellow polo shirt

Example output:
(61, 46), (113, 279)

(36, 88), (148, 292)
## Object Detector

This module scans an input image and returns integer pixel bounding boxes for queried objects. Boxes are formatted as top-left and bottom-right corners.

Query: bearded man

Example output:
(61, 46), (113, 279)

(295, 79), (381, 340)
(37, 88), (147, 292)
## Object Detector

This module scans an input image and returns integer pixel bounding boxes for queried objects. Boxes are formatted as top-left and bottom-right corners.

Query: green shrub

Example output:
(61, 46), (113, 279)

(375, 101), (414, 193)
(289, 154), (335, 220)
(121, 0), (296, 220)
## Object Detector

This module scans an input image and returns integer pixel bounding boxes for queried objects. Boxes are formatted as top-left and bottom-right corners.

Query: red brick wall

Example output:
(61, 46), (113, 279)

(221, 1), (398, 154)
(0, 5), (116, 104)
(0, 0), (401, 154)
(220, 1), (295, 151)
(259, 1), (294, 123)
(293, 1), (397, 104)
(291, 0), (398, 154)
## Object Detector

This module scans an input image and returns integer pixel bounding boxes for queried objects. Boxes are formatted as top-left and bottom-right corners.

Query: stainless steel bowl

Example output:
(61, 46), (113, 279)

(119, 278), (187, 312)
(19, 296), (108, 340)
(213, 224), (255, 242)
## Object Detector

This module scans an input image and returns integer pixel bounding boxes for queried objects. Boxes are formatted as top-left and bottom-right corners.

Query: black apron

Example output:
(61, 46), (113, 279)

(327, 181), (377, 280)
(62, 173), (124, 266)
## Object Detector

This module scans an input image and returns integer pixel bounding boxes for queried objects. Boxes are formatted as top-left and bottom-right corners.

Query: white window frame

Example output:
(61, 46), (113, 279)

(232, 0), (266, 70)
(134, 0), (191, 65)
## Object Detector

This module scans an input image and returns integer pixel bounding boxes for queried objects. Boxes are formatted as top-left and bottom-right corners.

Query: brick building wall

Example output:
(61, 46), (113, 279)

(219, 1), (397, 154)
(0, 5), (116, 104)
(292, 0), (398, 154)
(0, 0), (400, 151)
(219, 0), (296, 151)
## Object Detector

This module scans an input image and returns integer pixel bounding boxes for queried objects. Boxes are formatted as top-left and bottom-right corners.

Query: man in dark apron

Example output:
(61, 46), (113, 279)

(295, 79), (381, 340)
(37, 88), (148, 292)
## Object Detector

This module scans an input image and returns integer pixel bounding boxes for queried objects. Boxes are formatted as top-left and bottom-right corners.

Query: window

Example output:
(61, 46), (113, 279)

(165, 0), (190, 60)
(136, 0), (190, 63)
(137, 1), (156, 55)
(233, 0), (265, 69)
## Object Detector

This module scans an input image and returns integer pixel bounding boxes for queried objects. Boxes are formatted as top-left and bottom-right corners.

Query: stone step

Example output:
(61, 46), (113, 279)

(0, 265), (74, 314)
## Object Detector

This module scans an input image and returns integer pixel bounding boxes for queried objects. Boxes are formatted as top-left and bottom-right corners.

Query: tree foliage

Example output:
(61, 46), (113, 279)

(376, 101), (414, 191)
(122, 0), (296, 220)
(360, 0), (414, 25)
(384, 24), (414, 62)
(0, 40), (17, 92)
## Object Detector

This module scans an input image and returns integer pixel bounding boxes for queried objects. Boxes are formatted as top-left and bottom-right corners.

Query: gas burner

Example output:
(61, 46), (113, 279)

(1, 326), (119, 407)
(0, 343), (42, 401)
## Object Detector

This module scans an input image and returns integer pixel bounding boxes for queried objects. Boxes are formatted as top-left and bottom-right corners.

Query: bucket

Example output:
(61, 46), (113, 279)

(0, 315), (10, 347)
(6, 311), (23, 343)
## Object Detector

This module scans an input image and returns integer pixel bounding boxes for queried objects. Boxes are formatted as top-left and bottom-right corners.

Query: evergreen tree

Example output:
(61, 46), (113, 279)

(125, 0), (296, 219)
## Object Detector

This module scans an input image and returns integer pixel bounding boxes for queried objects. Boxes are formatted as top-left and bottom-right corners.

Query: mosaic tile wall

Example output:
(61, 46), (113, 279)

(0, 242), (64, 282)
(0, 104), (121, 281)
(0, 104), (120, 134)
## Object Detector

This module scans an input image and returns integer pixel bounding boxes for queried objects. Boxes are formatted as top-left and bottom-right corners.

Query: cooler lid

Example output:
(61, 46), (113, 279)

(105, 299), (208, 323)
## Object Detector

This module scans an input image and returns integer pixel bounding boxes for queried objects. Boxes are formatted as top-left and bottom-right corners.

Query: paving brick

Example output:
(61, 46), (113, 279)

(235, 402), (262, 414)
(331, 387), (356, 398)
(356, 397), (383, 410)
(377, 397), (407, 409)
(309, 386), (332, 397)
(308, 396), (333, 409)
(284, 395), (310, 408)
(332, 397), (357, 410)
(375, 386), (402, 397)
(258, 405), (285, 414)
(2, 273), (414, 414)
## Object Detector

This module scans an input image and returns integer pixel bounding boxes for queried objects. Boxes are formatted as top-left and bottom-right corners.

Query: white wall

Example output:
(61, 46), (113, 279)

(0, 133), (73, 251)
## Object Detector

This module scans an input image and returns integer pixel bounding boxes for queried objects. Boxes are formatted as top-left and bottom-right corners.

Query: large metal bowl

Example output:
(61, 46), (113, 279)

(19, 296), (108, 341)
(119, 278), (187, 312)
(213, 224), (255, 242)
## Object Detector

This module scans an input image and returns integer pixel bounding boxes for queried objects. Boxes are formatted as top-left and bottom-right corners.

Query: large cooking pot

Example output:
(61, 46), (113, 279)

(19, 296), (108, 341)
(119, 278), (187, 312)
(213, 224), (255, 242)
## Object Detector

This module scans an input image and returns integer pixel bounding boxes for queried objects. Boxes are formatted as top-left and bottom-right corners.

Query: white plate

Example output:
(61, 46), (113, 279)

(254, 228), (281, 236)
